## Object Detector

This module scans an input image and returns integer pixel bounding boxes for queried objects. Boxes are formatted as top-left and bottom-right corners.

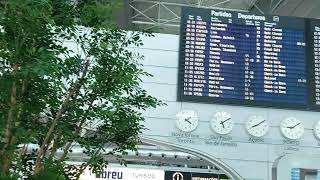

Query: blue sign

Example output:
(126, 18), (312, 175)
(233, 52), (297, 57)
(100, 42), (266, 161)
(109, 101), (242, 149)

(291, 168), (300, 180)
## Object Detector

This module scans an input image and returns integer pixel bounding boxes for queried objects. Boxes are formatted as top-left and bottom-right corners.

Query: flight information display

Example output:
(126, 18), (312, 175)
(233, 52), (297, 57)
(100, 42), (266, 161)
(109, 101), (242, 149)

(177, 7), (320, 111)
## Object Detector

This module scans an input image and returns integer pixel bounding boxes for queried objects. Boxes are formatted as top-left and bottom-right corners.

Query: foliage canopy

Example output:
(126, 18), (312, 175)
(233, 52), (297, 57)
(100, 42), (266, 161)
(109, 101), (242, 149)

(0, 0), (161, 179)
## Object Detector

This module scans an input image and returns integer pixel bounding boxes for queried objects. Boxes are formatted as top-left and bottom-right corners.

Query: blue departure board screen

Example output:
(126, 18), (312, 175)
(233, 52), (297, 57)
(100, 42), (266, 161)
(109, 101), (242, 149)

(177, 7), (320, 111)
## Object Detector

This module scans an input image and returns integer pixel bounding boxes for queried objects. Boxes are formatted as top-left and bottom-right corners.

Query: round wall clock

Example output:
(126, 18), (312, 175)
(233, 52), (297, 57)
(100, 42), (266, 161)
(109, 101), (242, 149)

(210, 111), (233, 135)
(280, 117), (304, 140)
(246, 115), (269, 138)
(314, 120), (320, 140)
(175, 110), (199, 132)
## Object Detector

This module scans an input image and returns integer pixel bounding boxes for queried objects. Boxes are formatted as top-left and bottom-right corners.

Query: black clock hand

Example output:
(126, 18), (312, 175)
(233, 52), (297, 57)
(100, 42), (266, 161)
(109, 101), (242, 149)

(287, 123), (301, 129)
(220, 118), (231, 124)
(250, 120), (266, 129)
(221, 123), (225, 128)
(220, 118), (231, 128)
(185, 118), (192, 124)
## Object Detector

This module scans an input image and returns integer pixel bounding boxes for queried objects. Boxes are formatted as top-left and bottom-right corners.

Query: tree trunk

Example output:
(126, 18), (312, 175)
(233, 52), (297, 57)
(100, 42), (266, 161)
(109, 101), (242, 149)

(48, 132), (60, 160)
(58, 141), (73, 162)
(33, 92), (73, 176)
(59, 118), (88, 162)
(34, 59), (91, 176)
(2, 66), (17, 175)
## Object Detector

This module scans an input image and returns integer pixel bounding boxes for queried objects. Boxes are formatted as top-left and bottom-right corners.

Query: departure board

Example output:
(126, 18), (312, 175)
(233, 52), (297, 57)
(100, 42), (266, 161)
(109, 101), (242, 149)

(177, 7), (320, 111)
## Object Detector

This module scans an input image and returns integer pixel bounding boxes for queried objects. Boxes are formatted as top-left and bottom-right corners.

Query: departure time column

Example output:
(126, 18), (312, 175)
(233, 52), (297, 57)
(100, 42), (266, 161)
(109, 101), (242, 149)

(183, 16), (196, 96)
(183, 15), (208, 97)
(313, 26), (320, 105)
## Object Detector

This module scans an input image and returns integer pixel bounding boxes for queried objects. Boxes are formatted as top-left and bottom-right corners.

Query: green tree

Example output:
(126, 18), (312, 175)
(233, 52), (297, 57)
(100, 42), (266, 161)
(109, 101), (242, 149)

(0, 0), (161, 179)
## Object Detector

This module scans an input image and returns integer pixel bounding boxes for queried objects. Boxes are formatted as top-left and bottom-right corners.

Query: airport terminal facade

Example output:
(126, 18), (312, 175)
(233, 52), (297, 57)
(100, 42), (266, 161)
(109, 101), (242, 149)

(84, 1), (320, 179)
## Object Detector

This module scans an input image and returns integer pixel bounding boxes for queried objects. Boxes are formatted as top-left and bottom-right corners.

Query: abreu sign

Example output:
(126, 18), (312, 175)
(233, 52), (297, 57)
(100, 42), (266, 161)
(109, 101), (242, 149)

(79, 167), (164, 180)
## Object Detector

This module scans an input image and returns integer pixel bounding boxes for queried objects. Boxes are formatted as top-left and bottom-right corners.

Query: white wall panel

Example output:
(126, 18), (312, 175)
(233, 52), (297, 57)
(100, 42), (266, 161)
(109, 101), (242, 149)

(142, 101), (182, 119)
(140, 83), (177, 102)
(129, 48), (178, 68)
(143, 117), (175, 136)
(138, 34), (179, 51)
(141, 66), (178, 85)
(222, 159), (270, 180)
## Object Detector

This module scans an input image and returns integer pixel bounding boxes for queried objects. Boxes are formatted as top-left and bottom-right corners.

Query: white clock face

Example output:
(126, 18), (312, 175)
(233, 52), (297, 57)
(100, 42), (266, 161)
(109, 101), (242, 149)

(211, 111), (233, 135)
(314, 120), (320, 140)
(246, 115), (269, 138)
(176, 110), (199, 132)
(280, 117), (304, 140)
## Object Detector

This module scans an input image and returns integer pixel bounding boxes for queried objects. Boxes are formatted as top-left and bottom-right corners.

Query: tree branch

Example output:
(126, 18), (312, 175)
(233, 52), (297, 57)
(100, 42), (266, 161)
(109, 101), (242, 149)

(34, 58), (91, 176)
(58, 99), (96, 162)
(48, 131), (62, 160)
(75, 146), (104, 179)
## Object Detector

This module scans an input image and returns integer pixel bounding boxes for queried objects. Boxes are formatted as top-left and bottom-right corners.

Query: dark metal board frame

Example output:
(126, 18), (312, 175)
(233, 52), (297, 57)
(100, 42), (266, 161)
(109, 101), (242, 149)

(177, 7), (320, 111)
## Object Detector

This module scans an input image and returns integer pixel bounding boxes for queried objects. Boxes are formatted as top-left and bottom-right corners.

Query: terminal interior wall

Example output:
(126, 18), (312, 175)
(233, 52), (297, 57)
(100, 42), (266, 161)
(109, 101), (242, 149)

(131, 33), (320, 180)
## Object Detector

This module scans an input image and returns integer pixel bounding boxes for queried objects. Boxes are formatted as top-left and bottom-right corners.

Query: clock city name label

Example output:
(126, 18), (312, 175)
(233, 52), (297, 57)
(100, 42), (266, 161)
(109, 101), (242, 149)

(248, 137), (265, 143)
(171, 132), (200, 144)
(170, 131), (238, 148)
(282, 139), (300, 152)
(204, 135), (237, 148)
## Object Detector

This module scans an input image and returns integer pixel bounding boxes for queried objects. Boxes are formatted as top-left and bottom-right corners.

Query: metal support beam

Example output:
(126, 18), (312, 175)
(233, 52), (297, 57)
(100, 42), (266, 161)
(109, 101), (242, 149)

(128, 0), (250, 34)
(131, 0), (249, 12)
(248, 0), (265, 14)
(242, 0), (265, 14)
(211, 0), (232, 8)
(248, 0), (287, 15)
(271, 0), (285, 13)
